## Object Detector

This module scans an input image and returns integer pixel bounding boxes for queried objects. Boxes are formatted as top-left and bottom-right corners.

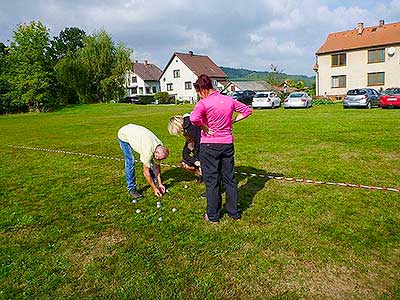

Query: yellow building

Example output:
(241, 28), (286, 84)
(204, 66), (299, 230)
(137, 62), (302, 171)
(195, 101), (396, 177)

(314, 20), (400, 98)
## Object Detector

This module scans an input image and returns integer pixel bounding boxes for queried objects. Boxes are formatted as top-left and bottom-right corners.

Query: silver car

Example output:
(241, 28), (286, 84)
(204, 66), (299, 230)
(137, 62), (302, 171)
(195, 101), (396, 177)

(284, 92), (312, 109)
(343, 88), (380, 109)
(252, 91), (281, 109)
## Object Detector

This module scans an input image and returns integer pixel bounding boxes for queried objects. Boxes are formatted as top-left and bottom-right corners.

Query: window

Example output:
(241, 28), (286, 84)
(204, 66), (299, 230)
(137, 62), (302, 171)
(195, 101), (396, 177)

(145, 87), (151, 94)
(368, 49), (385, 63)
(167, 83), (173, 91)
(152, 86), (157, 93)
(131, 87), (137, 94)
(138, 87), (143, 94)
(331, 75), (346, 88)
(331, 53), (346, 66)
(185, 81), (192, 90)
(173, 70), (180, 78)
(368, 72), (385, 86)
(132, 76), (137, 83)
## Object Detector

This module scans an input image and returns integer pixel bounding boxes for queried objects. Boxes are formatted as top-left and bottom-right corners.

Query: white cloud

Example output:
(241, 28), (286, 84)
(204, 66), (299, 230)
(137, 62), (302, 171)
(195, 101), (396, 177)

(0, 0), (397, 75)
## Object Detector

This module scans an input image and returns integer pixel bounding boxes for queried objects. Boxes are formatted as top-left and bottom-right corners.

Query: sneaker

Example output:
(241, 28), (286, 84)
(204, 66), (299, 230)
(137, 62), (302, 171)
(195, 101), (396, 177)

(204, 214), (219, 224)
(128, 189), (143, 199)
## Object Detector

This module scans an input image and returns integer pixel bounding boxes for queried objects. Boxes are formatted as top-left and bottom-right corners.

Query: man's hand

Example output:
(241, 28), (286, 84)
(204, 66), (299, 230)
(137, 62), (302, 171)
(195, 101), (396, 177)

(153, 187), (163, 197)
(158, 184), (166, 195)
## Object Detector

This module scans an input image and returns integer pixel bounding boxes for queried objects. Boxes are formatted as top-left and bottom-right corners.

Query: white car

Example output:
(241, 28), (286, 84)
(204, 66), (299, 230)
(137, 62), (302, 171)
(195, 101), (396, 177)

(252, 91), (281, 109)
(284, 92), (312, 109)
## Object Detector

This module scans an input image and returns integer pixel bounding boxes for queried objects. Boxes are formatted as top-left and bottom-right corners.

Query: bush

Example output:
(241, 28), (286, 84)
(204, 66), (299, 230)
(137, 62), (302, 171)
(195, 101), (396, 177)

(312, 98), (337, 105)
(138, 95), (154, 104)
(154, 92), (172, 104)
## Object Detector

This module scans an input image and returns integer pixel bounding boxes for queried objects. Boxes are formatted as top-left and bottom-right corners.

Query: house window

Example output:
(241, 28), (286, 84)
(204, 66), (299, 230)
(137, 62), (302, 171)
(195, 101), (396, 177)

(145, 87), (151, 94)
(132, 76), (137, 83)
(152, 86), (157, 93)
(131, 87), (137, 94)
(368, 72), (385, 86)
(139, 87), (143, 94)
(185, 81), (192, 90)
(331, 75), (346, 88)
(173, 70), (180, 78)
(331, 53), (346, 67)
(368, 49), (385, 63)
(167, 83), (173, 91)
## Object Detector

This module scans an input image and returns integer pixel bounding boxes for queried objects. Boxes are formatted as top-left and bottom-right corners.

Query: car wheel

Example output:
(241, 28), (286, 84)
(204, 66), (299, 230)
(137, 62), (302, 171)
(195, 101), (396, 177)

(343, 106), (348, 109)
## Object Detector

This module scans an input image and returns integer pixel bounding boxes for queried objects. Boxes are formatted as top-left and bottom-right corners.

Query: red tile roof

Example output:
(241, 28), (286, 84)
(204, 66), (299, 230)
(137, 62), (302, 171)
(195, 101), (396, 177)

(316, 21), (400, 55)
(133, 62), (162, 81)
(162, 52), (227, 79)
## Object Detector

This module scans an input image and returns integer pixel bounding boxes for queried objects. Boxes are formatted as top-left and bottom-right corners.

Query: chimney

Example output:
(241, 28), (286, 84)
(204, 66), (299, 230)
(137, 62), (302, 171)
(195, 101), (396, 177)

(188, 50), (193, 56)
(379, 20), (385, 27)
(144, 60), (148, 65)
(357, 22), (364, 35)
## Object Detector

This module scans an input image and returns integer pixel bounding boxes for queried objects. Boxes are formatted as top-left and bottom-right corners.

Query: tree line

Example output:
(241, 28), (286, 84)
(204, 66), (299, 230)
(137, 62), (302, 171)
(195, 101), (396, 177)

(0, 21), (132, 114)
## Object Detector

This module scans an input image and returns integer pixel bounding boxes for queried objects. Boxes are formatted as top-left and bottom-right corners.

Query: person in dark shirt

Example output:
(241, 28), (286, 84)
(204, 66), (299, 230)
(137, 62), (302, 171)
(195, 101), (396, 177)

(168, 114), (202, 182)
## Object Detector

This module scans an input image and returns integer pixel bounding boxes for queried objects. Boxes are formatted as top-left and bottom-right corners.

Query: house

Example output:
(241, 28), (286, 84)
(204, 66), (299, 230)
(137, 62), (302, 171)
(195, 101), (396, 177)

(126, 60), (162, 98)
(159, 51), (228, 103)
(224, 81), (276, 94)
(314, 20), (400, 98)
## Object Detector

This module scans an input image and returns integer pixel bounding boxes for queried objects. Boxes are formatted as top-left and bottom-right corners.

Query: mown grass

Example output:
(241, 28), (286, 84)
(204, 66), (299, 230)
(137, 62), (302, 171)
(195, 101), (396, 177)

(1, 103), (399, 299)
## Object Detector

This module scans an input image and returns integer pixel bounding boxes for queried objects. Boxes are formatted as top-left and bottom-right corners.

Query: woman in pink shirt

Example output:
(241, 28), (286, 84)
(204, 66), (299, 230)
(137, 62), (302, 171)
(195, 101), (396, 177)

(190, 74), (252, 223)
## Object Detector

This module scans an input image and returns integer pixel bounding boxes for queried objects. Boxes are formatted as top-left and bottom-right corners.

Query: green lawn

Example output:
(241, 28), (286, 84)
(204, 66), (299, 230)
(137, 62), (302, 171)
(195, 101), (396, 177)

(1, 103), (399, 299)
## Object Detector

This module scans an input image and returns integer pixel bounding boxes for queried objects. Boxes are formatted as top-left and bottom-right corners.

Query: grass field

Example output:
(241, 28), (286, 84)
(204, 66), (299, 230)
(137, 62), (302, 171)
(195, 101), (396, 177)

(1, 103), (399, 299)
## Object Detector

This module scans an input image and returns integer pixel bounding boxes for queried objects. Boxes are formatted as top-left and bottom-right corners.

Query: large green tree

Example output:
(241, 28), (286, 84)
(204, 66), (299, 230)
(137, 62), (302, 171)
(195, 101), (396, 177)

(49, 27), (86, 63)
(56, 30), (132, 103)
(6, 21), (58, 112)
(49, 27), (86, 104)
(0, 42), (11, 113)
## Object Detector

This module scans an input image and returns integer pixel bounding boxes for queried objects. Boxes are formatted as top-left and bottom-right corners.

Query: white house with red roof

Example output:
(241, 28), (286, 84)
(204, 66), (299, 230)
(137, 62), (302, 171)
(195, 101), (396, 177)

(160, 51), (228, 103)
(126, 60), (162, 98)
(314, 20), (400, 98)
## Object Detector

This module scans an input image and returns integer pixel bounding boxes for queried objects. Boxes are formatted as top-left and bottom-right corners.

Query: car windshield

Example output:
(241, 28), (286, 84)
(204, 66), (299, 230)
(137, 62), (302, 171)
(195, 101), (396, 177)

(347, 89), (366, 95)
(254, 93), (269, 98)
(289, 93), (304, 98)
(232, 92), (243, 97)
(384, 88), (400, 95)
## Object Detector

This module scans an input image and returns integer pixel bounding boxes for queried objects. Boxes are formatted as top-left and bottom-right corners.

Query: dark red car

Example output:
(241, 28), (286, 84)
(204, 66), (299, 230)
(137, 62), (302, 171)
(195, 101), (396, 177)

(380, 88), (400, 109)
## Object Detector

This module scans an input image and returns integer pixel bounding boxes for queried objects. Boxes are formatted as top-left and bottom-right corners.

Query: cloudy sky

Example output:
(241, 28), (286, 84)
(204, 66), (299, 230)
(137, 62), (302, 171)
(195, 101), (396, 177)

(1, 0), (399, 76)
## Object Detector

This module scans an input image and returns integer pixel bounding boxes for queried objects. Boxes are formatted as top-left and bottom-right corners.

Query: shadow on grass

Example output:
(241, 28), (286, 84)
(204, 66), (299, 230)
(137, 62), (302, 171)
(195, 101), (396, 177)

(235, 166), (284, 213)
(161, 165), (283, 215)
(161, 166), (199, 188)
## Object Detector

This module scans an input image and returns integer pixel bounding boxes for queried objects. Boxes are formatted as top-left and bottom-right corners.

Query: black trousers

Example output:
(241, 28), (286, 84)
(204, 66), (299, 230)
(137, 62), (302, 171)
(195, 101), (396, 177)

(199, 143), (240, 221)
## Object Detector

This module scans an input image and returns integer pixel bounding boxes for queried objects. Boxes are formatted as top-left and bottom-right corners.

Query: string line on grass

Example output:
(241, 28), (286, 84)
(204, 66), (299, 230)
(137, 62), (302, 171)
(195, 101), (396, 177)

(7, 144), (400, 194)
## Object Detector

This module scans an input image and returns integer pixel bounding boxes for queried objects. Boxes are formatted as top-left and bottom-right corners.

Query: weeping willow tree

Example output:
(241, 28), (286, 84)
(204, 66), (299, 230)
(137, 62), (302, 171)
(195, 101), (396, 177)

(56, 30), (132, 103)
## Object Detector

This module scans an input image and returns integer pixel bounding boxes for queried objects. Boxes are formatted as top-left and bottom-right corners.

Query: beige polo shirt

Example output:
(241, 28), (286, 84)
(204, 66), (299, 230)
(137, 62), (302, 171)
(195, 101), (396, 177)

(117, 124), (162, 167)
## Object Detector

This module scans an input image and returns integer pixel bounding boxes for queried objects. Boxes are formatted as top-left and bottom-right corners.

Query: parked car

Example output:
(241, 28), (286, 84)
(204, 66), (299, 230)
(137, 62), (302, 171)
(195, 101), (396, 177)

(231, 90), (256, 105)
(343, 88), (380, 109)
(252, 91), (281, 109)
(379, 88), (400, 109)
(284, 92), (312, 109)
(122, 96), (143, 104)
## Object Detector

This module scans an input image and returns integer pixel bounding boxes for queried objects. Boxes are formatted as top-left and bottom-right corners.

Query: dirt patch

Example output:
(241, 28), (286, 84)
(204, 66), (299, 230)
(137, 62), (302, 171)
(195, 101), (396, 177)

(68, 227), (127, 271)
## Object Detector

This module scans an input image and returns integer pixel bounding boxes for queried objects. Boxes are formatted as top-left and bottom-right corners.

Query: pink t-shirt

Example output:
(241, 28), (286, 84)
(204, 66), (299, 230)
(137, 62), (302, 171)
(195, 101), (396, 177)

(190, 91), (252, 144)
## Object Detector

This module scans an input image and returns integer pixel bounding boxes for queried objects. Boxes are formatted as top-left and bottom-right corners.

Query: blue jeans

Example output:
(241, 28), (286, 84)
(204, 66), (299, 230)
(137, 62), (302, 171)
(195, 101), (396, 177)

(119, 139), (136, 192)
(118, 139), (157, 192)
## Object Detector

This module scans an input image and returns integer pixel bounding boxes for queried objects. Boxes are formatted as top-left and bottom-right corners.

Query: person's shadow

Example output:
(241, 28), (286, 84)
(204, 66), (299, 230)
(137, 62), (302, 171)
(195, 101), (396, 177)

(161, 166), (199, 188)
(234, 166), (284, 213)
(161, 165), (284, 214)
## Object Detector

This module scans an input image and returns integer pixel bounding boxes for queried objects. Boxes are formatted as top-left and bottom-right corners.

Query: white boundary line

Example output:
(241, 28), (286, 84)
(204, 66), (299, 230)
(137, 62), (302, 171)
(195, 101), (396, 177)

(7, 144), (400, 194)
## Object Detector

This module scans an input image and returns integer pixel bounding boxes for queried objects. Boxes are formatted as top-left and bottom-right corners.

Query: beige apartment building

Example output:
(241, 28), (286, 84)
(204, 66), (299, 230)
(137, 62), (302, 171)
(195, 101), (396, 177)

(314, 20), (400, 98)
